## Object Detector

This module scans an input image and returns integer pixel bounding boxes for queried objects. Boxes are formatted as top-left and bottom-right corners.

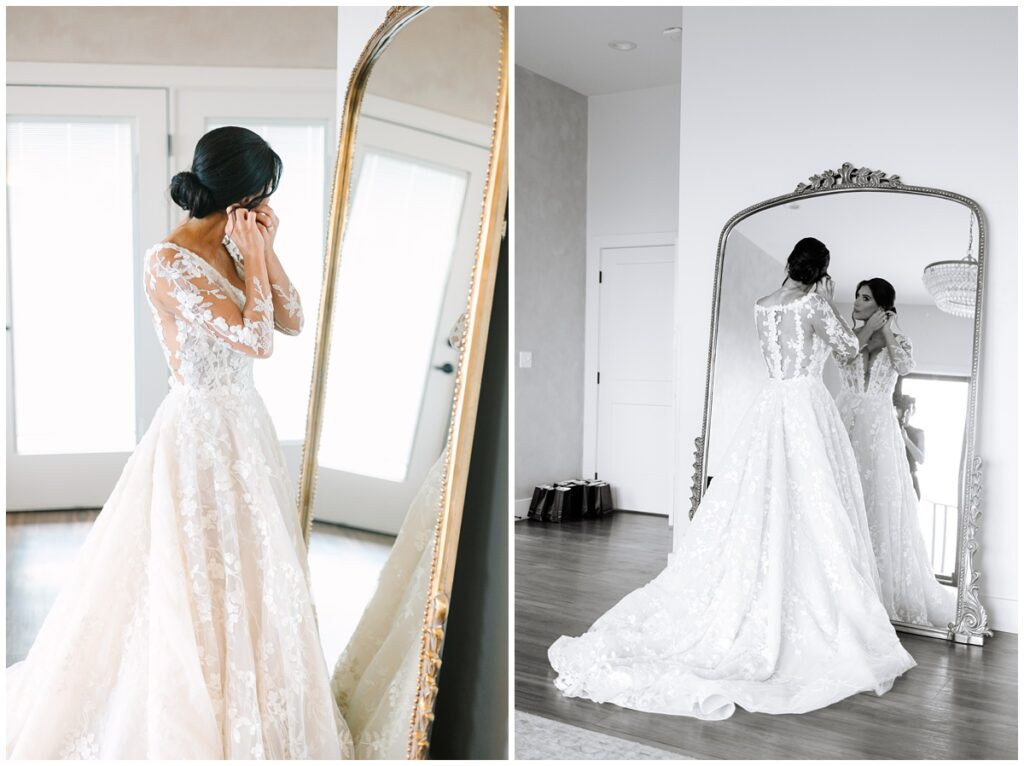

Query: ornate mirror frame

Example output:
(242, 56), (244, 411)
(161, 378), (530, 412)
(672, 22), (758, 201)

(690, 163), (991, 646)
(295, 6), (509, 758)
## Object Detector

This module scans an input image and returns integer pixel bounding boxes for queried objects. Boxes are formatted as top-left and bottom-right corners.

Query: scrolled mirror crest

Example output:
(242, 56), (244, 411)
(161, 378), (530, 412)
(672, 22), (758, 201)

(795, 162), (904, 193)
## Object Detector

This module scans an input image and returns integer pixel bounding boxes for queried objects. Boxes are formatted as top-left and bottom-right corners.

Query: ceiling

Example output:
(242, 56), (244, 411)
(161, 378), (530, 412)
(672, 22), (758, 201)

(733, 192), (978, 306)
(515, 6), (683, 96)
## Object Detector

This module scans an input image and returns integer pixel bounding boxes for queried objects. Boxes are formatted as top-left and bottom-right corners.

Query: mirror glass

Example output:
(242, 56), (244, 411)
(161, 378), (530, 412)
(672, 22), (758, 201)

(306, 6), (502, 758)
(707, 191), (979, 633)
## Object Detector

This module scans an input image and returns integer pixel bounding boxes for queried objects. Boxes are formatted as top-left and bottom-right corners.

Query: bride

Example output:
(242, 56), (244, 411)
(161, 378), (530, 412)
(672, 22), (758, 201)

(6, 127), (353, 759)
(548, 238), (916, 720)
(836, 278), (956, 627)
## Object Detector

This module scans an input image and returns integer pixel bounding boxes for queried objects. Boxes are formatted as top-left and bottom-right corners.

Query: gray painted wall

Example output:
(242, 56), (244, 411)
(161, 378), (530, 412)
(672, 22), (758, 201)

(514, 66), (588, 501)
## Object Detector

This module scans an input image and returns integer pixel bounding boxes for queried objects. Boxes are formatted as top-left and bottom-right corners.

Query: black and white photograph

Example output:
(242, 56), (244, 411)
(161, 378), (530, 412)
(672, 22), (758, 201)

(513, 5), (1017, 760)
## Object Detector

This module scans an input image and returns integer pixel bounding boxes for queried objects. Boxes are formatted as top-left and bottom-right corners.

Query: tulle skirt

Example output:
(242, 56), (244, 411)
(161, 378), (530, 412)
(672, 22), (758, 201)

(549, 377), (916, 720)
(6, 384), (353, 759)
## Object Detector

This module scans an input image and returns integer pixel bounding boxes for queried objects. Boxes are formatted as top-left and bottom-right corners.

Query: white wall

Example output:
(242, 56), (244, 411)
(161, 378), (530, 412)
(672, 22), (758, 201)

(705, 231), (776, 477)
(336, 8), (388, 141)
(675, 6), (1017, 633)
(588, 84), (680, 237)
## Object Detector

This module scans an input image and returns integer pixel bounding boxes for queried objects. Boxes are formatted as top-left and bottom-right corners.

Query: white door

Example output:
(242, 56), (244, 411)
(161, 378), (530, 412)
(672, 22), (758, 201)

(314, 113), (491, 535)
(6, 85), (168, 511)
(596, 245), (676, 515)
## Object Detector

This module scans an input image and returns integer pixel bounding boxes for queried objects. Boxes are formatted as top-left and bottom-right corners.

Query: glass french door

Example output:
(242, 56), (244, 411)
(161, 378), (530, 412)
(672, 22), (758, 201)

(315, 115), (491, 534)
(6, 86), (168, 511)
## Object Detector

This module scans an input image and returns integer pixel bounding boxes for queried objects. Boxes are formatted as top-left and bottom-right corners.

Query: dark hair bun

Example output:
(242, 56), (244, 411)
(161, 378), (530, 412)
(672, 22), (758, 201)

(786, 237), (830, 285)
(169, 126), (282, 219)
(169, 170), (215, 218)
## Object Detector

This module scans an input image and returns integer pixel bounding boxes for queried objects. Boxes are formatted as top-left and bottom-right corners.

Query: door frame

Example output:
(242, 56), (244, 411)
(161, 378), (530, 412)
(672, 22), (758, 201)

(582, 231), (678, 517)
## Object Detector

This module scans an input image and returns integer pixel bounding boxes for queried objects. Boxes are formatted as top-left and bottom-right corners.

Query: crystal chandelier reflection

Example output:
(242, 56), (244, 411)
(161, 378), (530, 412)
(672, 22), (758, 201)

(922, 210), (978, 318)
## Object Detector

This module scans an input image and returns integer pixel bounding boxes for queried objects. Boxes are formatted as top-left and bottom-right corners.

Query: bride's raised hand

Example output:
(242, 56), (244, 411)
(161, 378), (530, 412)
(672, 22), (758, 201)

(863, 309), (887, 334)
(813, 275), (835, 301)
(252, 202), (279, 252)
(227, 207), (266, 261)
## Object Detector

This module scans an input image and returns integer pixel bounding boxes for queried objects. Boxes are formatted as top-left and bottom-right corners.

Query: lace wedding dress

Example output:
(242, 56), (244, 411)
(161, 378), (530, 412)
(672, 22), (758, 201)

(548, 292), (916, 720)
(835, 331), (956, 627)
(6, 239), (354, 759)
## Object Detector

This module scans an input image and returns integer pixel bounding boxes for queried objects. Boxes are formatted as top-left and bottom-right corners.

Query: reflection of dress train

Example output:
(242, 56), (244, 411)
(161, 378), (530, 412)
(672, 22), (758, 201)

(835, 332), (956, 627)
(330, 452), (445, 759)
(548, 293), (915, 720)
(6, 242), (352, 758)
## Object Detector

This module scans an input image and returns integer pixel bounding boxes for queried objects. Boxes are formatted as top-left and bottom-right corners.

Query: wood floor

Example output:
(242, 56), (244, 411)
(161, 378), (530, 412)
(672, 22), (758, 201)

(6, 509), (394, 669)
(515, 512), (1018, 760)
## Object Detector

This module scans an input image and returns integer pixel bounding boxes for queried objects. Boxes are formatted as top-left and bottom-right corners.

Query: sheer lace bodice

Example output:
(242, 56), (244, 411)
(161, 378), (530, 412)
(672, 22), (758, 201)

(144, 241), (270, 393)
(755, 293), (858, 380)
(837, 331), (915, 397)
(143, 236), (306, 393)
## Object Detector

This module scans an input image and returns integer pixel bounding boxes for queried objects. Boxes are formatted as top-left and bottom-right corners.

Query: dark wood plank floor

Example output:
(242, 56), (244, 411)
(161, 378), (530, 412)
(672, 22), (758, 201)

(515, 513), (1018, 760)
(7, 509), (394, 668)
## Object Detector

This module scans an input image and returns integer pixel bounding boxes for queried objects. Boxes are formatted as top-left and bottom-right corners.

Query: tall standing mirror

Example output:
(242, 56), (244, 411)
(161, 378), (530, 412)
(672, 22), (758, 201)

(694, 164), (989, 645)
(298, 6), (507, 758)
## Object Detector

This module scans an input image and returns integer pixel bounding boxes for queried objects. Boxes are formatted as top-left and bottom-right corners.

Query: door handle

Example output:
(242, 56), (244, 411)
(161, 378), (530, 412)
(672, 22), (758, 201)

(433, 362), (455, 374)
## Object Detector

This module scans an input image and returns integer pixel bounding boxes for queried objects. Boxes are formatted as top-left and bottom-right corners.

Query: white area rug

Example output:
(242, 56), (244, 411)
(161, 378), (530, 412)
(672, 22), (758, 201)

(514, 710), (691, 760)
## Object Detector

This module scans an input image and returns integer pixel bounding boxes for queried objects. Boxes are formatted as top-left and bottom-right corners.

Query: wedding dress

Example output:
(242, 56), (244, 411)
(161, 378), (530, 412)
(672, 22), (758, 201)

(548, 292), (916, 720)
(835, 331), (956, 627)
(6, 240), (354, 759)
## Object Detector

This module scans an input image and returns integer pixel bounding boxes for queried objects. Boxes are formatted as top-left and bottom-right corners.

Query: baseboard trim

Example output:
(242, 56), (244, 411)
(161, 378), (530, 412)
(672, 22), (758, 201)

(615, 508), (670, 518)
(983, 594), (1018, 634)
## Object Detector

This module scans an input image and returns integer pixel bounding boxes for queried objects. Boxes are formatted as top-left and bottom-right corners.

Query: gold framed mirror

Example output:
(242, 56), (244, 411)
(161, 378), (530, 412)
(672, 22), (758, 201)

(296, 6), (508, 759)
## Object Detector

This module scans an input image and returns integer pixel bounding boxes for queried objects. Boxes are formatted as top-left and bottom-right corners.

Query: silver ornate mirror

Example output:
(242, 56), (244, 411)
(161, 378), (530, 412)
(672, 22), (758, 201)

(297, 6), (507, 758)
(693, 163), (990, 645)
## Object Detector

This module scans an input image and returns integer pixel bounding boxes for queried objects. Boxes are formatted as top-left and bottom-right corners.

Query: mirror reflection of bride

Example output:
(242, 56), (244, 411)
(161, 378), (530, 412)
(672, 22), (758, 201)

(549, 238), (915, 720)
(836, 278), (956, 627)
(6, 128), (353, 759)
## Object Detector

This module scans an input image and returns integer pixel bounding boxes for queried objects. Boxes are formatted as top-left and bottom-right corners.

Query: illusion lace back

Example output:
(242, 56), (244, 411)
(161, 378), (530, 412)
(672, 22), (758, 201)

(6, 242), (353, 759)
(548, 292), (915, 719)
(835, 331), (956, 627)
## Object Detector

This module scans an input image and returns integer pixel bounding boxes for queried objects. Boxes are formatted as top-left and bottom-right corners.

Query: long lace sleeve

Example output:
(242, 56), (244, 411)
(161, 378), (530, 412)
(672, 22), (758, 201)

(146, 245), (275, 358)
(270, 281), (303, 336)
(223, 235), (303, 336)
(809, 293), (858, 364)
(887, 333), (915, 375)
